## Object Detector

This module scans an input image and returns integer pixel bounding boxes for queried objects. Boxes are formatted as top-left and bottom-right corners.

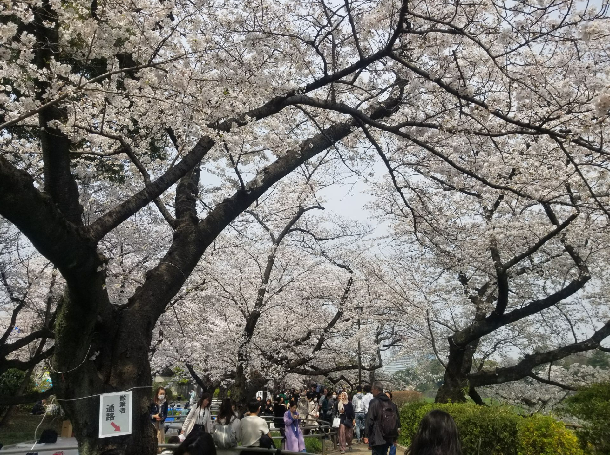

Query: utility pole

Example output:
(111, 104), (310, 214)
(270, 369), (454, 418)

(356, 306), (363, 386)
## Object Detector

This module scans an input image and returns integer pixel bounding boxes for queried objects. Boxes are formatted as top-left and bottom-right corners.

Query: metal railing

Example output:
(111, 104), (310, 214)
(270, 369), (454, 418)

(163, 416), (338, 455)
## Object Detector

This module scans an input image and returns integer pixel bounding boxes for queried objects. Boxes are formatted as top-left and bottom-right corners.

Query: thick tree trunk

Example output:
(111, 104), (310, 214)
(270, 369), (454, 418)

(232, 363), (266, 410)
(435, 340), (478, 403)
(53, 304), (158, 455)
(50, 256), (160, 455)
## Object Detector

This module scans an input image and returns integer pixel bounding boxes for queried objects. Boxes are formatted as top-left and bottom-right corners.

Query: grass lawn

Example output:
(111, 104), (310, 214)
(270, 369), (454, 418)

(0, 408), (64, 446)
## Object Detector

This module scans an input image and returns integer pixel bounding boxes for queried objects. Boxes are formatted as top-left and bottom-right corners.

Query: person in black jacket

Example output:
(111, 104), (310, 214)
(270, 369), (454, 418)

(385, 392), (401, 455)
(273, 396), (287, 441)
(151, 387), (169, 445)
(366, 382), (399, 455)
(263, 398), (274, 416)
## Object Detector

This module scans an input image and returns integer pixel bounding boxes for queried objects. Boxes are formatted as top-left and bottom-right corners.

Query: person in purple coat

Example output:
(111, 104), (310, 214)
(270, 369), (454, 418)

(284, 402), (306, 452)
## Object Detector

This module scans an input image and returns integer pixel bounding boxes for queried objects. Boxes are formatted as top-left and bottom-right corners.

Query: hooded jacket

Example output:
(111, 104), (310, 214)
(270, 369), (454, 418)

(365, 393), (399, 446)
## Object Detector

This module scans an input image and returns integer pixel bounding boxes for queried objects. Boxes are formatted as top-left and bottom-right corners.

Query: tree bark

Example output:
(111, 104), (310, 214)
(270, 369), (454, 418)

(435, 339), (479, 403)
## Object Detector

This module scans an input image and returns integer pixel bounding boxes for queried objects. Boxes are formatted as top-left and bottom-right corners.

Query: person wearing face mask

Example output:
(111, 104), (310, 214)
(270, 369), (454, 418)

(151, 387), (169, 446)
(326, 391), (337, 424)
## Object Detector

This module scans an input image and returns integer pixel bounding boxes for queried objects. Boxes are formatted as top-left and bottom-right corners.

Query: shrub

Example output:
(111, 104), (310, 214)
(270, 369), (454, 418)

(518, 414), (584, 455)
(399, 401), (582, 455)
(562, 382), (610, 454)
(0, 368), (35, 413)
(304, 436), (322, 453)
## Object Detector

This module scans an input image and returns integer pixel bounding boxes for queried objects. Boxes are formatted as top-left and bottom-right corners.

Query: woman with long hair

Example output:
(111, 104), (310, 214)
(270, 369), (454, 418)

(214, 398), (241, 446)
(263, 398), (274, 416)
(337, 392), (355, 454)
(181, 392), (214, 437)
(407, 410), (461, 455)
(151, 387), (169, 446)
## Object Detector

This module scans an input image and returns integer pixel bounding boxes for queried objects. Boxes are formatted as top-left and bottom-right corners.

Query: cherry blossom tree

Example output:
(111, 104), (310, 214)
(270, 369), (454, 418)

(151, 171), (404, 402)
(1, 0), (609, 453)
(370, 174), (610, 403)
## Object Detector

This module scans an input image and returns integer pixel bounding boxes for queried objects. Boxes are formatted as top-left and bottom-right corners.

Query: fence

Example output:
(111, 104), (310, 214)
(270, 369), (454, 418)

(164, 415), (338, 455)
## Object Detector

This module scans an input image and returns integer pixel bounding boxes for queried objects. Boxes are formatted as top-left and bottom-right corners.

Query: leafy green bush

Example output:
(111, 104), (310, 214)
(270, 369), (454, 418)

(518, 414), (583, 455)
(562, 382), (610, 454)
(399, 401), (582, 455)
(399, 401), (520, 455)
(304, 436), (322, 453)
(0, 368), (34, 395)
(0, 369), (35, 413)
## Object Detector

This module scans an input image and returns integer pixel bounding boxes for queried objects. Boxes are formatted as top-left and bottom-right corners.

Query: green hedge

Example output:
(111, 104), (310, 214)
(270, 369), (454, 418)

(562, 382), (610, 454)
(399, 401), (583, 455)
(304, 436), (322, 454)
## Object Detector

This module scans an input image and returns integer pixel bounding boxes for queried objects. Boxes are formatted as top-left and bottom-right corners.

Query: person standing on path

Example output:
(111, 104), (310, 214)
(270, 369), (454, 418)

(385, 391), (401, 455)
(352, 386), (365, 443)
(274, 395), (287, 442)
(338, 392), (355, 453)
(151, 387), (169, 446)
(214, 398), (241, 446)
(365, 382), (399, 455)
(181, 392), (214, 437)
(361, 384), (373, 443)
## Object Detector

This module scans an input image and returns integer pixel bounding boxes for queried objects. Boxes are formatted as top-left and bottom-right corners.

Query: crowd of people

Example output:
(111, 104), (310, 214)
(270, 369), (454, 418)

(151, 381), (461, 455)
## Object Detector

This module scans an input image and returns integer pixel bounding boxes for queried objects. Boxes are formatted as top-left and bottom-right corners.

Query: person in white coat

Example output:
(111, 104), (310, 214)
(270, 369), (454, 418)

(181, 392), (214, 438)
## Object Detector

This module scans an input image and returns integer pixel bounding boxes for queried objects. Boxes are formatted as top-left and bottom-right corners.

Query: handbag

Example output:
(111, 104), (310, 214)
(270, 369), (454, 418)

(332, 417), (341, 428)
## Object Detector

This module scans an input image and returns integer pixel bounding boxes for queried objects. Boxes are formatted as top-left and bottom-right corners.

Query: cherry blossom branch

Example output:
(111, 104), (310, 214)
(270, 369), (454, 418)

(357, 119), (421, 234)
(0, 56), (186, 131)
(468, 319), (610, 388)
(0, 346), (55, 376)
(554, 138), (610, 220)
(0, 328), (54, 358)
(86, 136), (214, 241)
(502, 212), (578, 271)
(388, 53), (605, 155)
(77, 126), (177, 228)
(343, 0), (364, 59)
(527, 373), (577, 391)
(427, 310), (448, 369)
(0, 271), (26, 345)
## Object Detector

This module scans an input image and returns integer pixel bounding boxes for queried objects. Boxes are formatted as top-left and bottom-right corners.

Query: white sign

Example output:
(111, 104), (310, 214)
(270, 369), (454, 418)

(99, 391), (132, 438)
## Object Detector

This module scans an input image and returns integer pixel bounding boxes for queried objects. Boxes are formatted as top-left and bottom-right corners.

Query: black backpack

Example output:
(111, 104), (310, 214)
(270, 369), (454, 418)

(380, 403), (398, 440)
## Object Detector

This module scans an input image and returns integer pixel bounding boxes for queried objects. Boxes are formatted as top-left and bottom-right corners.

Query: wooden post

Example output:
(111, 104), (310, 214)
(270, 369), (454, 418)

(60, 419), (73, 438)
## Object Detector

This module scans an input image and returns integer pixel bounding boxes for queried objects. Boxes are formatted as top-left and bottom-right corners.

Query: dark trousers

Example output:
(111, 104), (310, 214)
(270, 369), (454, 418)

(372, 443), (391, 455)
